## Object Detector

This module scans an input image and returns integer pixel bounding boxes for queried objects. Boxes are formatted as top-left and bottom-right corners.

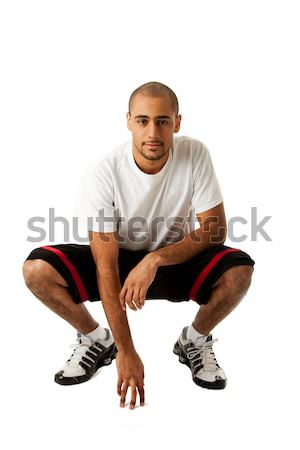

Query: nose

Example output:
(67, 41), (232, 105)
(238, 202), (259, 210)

(147, 121), (161, 140)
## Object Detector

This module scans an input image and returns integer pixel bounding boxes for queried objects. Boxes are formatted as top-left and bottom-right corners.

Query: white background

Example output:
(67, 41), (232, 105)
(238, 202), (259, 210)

(1, 1), (299, 449)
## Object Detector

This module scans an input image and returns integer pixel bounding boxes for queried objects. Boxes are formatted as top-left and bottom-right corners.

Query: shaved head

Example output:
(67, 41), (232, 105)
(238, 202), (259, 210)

(128, 81), (179, 116)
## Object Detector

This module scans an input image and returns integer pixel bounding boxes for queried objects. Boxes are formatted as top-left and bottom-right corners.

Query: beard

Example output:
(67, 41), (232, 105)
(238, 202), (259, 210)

(137, 142), (170, 161)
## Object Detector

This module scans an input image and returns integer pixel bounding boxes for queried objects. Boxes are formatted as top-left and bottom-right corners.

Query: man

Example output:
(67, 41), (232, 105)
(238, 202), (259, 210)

(22, 81), (255, 410)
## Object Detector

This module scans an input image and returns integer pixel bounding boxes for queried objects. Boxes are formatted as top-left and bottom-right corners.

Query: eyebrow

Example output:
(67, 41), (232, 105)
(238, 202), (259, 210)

(134, 115), (172, 119)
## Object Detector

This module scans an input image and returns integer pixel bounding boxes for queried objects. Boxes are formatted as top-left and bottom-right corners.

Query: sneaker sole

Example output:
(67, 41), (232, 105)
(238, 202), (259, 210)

(54, 344), (118, 386)
(173, 341), (226, 390)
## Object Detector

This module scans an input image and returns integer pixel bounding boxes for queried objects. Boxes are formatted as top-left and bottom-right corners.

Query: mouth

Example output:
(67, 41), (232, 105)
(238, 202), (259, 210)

(144, 142), (163, 148)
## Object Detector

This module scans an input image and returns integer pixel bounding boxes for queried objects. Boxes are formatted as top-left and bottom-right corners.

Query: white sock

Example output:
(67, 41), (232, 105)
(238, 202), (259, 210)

(186, 324), (207, 344)
(85, 324), (107, 342)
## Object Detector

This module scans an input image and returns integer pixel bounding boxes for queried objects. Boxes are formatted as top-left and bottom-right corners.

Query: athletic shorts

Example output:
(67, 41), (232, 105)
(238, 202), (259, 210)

(24, 243), (255, 306)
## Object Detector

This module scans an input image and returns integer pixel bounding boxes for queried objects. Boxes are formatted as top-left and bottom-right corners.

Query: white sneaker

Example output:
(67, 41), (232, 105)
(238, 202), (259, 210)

(173, 326), (227, 389)
(54, 328), (117, 385)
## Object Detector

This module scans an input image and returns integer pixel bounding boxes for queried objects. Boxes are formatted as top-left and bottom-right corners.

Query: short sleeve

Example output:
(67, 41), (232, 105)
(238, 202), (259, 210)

(72, 162), (118, 233)
(191, 143), (223, 214)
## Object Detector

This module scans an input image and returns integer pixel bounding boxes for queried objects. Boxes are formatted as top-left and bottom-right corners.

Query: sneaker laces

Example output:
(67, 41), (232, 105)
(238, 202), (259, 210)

(66, 334), (98, 368)
(186, 338), (219, 371)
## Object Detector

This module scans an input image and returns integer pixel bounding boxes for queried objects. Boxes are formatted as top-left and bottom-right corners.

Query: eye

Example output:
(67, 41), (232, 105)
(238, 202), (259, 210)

(158, 120), (168, 126)
(137, 119), (147, 125)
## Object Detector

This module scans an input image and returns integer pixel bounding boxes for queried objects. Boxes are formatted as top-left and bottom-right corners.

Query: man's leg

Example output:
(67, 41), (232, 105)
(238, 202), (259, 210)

(173, 261), (255, 389)
(22, 259), (99, 333)
(22, 257), (117, 385)
(192, 265), (254, 335)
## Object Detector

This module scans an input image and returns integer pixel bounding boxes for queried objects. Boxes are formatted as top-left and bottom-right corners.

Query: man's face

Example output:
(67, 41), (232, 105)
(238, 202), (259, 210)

(126, 94), (181, 161)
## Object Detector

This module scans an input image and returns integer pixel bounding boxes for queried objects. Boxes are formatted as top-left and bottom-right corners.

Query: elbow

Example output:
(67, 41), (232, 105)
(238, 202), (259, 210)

(211, 223), (227, 246)
(220, 222), (227, 244)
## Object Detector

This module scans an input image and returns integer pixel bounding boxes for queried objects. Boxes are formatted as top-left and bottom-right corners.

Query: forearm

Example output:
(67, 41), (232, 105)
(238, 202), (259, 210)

(150, 226), (226, 268)
(96, 267), (135, 353)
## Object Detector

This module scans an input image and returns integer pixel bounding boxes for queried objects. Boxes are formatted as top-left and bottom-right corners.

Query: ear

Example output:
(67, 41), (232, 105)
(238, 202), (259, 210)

(174, 114), (182, 133)
(126, 112), (132, 131)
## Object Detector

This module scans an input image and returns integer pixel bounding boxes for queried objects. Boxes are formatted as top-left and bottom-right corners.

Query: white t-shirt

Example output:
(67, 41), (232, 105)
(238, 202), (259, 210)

(73, 135), (223, 251)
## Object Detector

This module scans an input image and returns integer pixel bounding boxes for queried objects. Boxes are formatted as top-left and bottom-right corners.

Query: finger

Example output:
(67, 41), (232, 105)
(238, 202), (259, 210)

(128, 300), (137, 311)
(117, 378), (122, 396)
(132, 287), (142, 309)
(119, 287), (126, 310)
(139, 287), (147, 307)
(132, 299), (140, 310)
(131, 298), (141, 310)
(129, 385), (137, 410)
(120, 382), (128, 407)
(125, 289), (137, 311)
(138, 384), (145, 406)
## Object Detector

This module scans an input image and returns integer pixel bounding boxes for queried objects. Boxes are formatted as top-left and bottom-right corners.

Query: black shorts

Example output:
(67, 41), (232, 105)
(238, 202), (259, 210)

(24, 244), (255, 306)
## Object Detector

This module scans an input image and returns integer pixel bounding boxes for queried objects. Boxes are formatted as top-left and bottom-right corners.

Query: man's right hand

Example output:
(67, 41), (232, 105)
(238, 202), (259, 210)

(116, 349), (145, 409)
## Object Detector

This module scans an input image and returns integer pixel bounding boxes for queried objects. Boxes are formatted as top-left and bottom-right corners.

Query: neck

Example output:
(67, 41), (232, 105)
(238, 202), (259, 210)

(132, 144), (171, 174)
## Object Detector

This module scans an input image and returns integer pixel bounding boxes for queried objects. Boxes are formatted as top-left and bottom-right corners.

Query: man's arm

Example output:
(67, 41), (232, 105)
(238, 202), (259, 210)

(89, 230), (135, 352)
(145, 202), (227, 268)
(89, 230), (145, 409)
(119, 203), (227, 311)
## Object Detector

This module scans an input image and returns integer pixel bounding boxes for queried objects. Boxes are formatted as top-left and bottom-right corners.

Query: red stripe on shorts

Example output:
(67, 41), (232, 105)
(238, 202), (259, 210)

(189, 248), (241, 301)
(41, 246), (88, 302)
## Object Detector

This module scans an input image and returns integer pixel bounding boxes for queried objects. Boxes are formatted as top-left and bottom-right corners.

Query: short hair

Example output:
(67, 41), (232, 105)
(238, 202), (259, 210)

(128, 81), (179, 116)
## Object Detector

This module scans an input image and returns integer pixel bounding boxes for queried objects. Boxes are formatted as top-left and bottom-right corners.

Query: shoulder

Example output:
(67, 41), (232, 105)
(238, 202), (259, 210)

(173, 135), (208, 161)
(84, 139), (130, 177)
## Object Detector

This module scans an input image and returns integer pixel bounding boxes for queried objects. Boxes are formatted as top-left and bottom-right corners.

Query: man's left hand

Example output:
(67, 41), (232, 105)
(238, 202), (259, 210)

(119, 254), (159, 311)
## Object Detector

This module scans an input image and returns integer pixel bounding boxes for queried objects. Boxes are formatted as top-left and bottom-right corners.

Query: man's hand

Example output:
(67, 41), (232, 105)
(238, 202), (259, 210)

(116, 349), (145, 409)
(119, 254), (159, 311)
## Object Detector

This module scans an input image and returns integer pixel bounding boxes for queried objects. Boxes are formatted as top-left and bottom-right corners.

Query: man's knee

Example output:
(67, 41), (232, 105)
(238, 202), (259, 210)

(23, 259), (64, 292)
(214, 265), (254, 292)
(23, 259), (45, 289)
